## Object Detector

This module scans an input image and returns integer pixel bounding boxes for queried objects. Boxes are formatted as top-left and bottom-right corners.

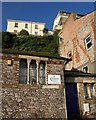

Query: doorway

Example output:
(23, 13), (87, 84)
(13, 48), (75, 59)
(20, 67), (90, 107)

(65, 83), (80, 119)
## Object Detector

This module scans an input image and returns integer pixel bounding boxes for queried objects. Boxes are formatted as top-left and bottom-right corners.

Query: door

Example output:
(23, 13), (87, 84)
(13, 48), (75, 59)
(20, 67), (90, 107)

(65, 83), (80, 119)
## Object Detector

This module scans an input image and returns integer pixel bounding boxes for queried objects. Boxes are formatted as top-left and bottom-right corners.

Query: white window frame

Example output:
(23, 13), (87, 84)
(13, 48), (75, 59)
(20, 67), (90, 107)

(85, 36), (92, 51)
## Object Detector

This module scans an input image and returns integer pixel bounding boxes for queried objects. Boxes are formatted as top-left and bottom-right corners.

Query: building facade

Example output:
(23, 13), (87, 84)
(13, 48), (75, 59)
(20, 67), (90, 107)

(59, 11), (96, 73)
(52, 11), (83, 32)
(65, 70), (96, 119)
(7, 19), (45, 36)
(1, 52), (70, 119)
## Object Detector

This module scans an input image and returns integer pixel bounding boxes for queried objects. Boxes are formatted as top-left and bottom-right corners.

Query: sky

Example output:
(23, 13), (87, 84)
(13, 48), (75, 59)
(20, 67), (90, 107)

(2, 2), (95, 31)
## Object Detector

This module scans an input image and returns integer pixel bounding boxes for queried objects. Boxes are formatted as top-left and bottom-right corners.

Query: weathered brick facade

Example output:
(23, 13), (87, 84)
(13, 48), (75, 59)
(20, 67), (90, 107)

(1, 53), (68, 119)
(59, 11), (96, 73)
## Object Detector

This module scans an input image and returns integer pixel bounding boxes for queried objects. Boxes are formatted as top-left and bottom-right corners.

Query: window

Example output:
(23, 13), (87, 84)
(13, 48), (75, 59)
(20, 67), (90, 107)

(14, 22), (18, 27)
(83, 66), (88, 73)
(35, 25), (38, 29)
(19, 59), (27, 84)
(25, 24), (28, 28)
(59, 33), (63, 43)
(19, 59), (46, 85)
(84, 83), (95, 99)
(85, 36), (92, 50)
(67, 51), (72, 58)
(39, 61), (45, 84)
(35, 32), (38, 35)
(30, 60), (37, 84)
(14, 30), (17, 33)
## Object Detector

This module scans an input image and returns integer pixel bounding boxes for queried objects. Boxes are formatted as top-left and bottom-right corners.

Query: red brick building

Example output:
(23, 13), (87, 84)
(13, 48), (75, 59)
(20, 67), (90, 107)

(59, 11), (96, 73)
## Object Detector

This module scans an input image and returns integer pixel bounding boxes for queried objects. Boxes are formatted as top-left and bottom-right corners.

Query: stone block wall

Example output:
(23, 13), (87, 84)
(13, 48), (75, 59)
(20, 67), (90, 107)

(65, 76), (96, 118)
(1, 53), (67, 119)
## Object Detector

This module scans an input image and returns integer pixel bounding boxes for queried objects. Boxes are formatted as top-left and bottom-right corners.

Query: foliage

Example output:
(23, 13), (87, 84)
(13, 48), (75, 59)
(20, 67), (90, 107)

(2, 31), (59, 56)
(2, 32), (16, 49)
(18, 29), (29, 36)
(43, 28), (48, 35)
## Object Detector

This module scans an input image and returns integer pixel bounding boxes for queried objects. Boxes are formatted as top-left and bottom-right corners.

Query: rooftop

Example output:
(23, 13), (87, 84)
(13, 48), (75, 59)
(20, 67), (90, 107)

(7, 19), (46, 25)
(2, 49), (71, 61)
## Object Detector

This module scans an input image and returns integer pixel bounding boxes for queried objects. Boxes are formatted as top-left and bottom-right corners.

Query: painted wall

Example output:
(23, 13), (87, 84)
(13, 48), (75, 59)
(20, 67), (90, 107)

(7, 20), (45, 36)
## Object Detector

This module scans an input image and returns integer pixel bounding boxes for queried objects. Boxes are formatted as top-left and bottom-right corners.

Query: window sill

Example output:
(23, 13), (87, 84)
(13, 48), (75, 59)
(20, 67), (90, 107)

(42, 85), (60, 89)
(18, 83), (64, 89)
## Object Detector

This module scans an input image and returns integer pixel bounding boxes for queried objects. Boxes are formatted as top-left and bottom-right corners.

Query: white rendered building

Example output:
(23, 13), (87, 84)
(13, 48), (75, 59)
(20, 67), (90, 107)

(7, 19), (46, 36)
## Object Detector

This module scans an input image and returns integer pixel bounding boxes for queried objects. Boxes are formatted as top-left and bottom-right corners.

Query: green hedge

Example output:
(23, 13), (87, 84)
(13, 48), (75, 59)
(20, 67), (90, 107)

(2, 32), (59, 56)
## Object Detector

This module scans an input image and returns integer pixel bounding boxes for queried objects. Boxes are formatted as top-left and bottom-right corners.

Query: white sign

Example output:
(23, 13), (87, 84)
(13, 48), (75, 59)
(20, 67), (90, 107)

(48, 75), (61, 84)
(83, 103), (90, 113)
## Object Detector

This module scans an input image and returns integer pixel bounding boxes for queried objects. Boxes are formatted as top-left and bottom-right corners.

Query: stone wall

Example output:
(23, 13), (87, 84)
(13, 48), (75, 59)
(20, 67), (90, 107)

(2, 53), (67, 119)
(65, 76), (96, 118)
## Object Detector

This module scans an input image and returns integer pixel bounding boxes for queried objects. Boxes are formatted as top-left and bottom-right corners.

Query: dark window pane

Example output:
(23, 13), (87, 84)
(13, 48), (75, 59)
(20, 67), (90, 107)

(84, 84), (89, 99)
(83, 66), (88, 73)
(39, 61), (45, 84)
(35, 25), (38, 29)
(86, 37), (90, 43)
(30, 60), (37, 84)
(25, 24), (28, 28)
(19, 59), (27, 84)
(14, 23), (18, 27)
(87, 42), (92, 49)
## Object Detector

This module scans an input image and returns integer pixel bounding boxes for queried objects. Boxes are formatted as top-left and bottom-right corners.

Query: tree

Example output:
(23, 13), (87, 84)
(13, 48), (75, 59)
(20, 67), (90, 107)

(43, 28), (48, 35)
(2, 32), (15, 49)
(18, 29), (29, 36)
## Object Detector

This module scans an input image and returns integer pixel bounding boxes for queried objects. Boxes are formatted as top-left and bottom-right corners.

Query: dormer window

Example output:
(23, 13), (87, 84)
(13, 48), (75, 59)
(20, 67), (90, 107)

(85, 36), (92, 50)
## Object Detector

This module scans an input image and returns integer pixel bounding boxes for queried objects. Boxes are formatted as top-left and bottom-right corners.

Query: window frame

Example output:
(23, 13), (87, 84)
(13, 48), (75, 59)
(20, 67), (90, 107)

(67, 51), (72, 59)
(59, 33), (63, 43)
(25, 23), (28, 29)
(35, 31), (38, 35)
(14, 30), (17, 33)
(35, 24), (38, 29)
(85, 36), (92, 51)
(83, 65), (89, 73)
(14, 22), (18, 27)
(84, 83), (95, 99)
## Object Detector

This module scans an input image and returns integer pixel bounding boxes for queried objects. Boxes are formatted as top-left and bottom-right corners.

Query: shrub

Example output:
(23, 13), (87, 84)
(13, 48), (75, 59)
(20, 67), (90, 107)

(18, 29), (29, 36)
(2, 32), (15, 49)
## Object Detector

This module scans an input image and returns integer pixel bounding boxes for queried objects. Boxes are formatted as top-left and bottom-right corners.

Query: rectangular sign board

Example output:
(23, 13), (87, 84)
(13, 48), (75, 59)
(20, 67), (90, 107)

(83, 103), (90, 113)
(48, 75), (61, 84)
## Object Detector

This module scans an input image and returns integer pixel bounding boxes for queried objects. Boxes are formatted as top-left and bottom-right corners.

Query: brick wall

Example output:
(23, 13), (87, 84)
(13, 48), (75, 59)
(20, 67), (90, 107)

(1, 53), (67, 119)
(59, 11), (96, 73)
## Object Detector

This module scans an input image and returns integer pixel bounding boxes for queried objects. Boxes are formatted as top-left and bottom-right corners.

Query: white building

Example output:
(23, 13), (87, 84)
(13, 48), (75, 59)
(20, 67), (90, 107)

(7, 19), (46, 36)
(52, 11), (84, 32)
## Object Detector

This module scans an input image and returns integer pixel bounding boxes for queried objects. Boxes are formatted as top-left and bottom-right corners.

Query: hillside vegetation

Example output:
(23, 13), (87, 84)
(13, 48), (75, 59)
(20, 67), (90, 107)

(2, 32), (59, 57)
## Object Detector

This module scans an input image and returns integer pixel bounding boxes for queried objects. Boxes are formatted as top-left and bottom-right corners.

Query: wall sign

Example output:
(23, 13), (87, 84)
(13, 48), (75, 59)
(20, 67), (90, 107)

(48, 75), (61, 84)
(83, 103), (90, 113)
